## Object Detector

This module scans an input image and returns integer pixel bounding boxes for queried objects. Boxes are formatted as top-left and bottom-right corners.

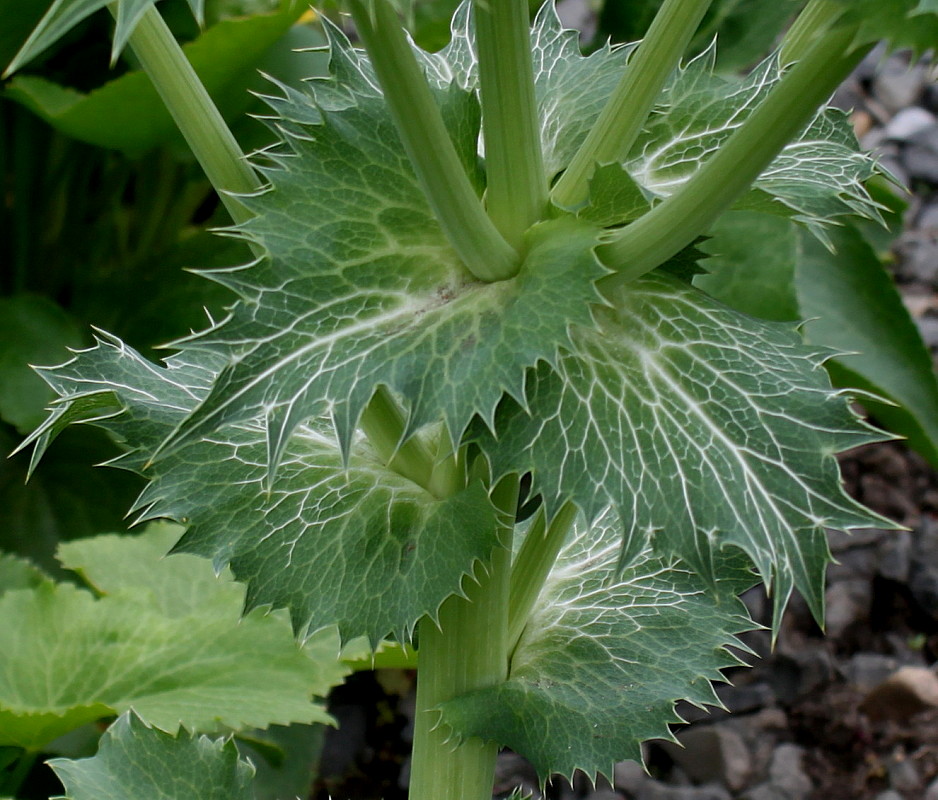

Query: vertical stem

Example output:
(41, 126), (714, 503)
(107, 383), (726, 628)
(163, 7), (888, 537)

(118, 4), (261, 225)
(348, 0), (519, 282)
(359, 387), (439, 491)
(599, 24), (865, 285)
(507, 501), (577, 651)
(408, 476), (518, 800)
(779, 0), (845, 65)
(551, 0), (713, 210)
(474, 0), (547, 249)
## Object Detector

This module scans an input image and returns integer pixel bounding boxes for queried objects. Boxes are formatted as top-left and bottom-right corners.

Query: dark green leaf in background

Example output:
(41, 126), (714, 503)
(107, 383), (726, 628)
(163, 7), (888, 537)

(5, 7), (309, 154)
(0, 295), (83, 433)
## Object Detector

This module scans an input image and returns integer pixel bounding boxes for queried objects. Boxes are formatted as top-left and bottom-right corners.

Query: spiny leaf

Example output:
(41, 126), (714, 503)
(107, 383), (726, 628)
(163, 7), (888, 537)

(153, 22), (606, 465)
(477, 274), (892, 629)
(25, 336), (503, 645)
(439, 508), (756, 783)
(700, 210), (938, 469)
(623, 45), (881, 238)
(4, 0), (204, 76)
(50, 712), (255, 800)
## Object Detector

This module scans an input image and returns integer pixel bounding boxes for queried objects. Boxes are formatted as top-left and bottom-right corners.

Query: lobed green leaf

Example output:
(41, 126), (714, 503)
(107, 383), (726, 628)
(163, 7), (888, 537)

(0, 526), (345, 750)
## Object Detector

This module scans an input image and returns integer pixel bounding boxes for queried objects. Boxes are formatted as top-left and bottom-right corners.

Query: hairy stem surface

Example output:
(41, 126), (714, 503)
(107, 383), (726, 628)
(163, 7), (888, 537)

(474, 0), (547, 249)
(349, 0), (518, 281)
(599, 24), (865, 285)
(551, 0), (712, 209)
(407, 477), (518, 800)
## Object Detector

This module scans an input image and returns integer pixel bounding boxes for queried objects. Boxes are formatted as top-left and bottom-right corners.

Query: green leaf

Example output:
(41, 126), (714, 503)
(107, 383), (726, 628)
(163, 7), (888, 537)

(440, 509), (755, 782)
(49, 712), (255, 800)
(695, 211), (799, 321)
(698, 211), (938, 469)
(25, 337), (503, 644)
(478, 274), (890, 628)
(0, 426), (142, 573)
(831, 0), (938, 56)
(623, 46), (880, 236)
(0, 553), (47, 595)
(797, 224), (938, 468)
(56, 522), (244, 617)
(6, 0), (204, 74)
(0, 295), (84, 433)
(576, 163), (652, 228)
(153, 22), (606, 460)
(0, 525), (345, 749)
(5, 9), (302, 155)
(235, 723), (323, 800)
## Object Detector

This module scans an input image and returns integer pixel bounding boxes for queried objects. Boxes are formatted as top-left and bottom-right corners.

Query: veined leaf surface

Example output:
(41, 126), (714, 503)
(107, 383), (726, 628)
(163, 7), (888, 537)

(478, 274), (890, 627)
(699, 211), (938, 468)
(0, 577), (338, 749)
(24, 336), (502, 644)
(440, 509), (756, 782)
(50, 713), (254, 800)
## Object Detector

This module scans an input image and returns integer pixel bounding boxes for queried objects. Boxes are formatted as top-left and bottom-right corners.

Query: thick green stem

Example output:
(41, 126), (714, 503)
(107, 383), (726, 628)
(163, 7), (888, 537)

(474, 0), (547, 249)
(779, 0), (845, 65)
(599, 24), (865, 285)
(359, 387), (439, 492)
(507, 501), (577, 652)
(348, 0), (519, 282)
(118, 5), (260, 225)
(551, 0), (712, 210)
(407, 476), (518, 800)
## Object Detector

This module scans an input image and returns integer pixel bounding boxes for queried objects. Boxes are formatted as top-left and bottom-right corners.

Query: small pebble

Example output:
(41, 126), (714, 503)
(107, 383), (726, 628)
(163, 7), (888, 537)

(861, 666), (938, 721)
(874, 60), (926, 112)
(767, 744), (812, 800)
(885, 106), (937, 141)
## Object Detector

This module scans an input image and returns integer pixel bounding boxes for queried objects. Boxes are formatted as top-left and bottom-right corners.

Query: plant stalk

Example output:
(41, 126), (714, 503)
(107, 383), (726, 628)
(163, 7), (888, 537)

(599, 23), (866, 285)
(507, 501), (577, 652)
(474, 0), (547, 249)
(779, 0), (845, 65)
(407, 476), (518, 800)
(117, 4), (261, 225)
(360, 387), (440, 492)
(348, 0), (519, 282)
(551, 0), (713, 210)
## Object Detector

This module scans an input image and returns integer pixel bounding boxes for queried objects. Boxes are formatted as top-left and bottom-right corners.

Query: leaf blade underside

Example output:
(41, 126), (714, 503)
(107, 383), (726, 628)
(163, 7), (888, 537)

(440, 509), (756, 783)
(24, 337), (502, 645)
(478, 274), (891, 628)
